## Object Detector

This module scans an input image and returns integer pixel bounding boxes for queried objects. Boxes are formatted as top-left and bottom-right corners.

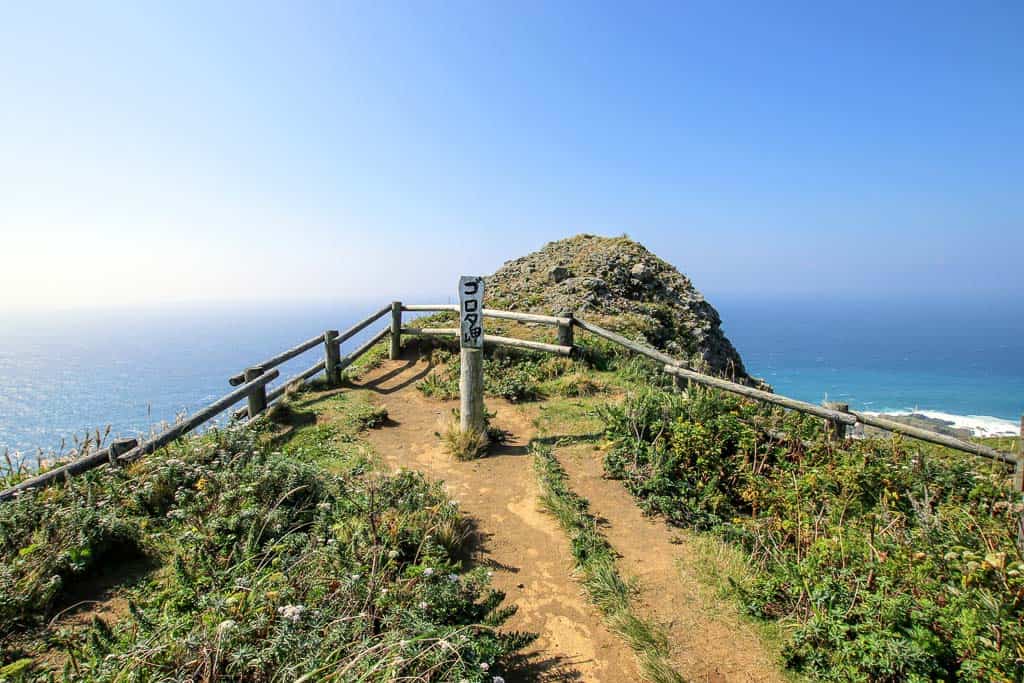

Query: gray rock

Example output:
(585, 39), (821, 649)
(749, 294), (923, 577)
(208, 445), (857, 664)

(547, 266), (572, 284)
(484, 234), (752, 382)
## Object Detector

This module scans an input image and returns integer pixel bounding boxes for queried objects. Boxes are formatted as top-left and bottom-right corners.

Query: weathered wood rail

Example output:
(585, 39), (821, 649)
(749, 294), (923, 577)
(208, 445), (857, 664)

(0, 369), (280, 501)
(1, 299), (1019, 503)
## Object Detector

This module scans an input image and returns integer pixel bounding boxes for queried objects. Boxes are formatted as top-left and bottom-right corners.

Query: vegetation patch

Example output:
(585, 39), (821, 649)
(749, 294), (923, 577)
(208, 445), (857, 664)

(0, 422), (531, 681)
(600, 385), (1024, 682)
(417, 348), (579, 404)
(533, 442), (684, 683)
(441, 423), (491, 461)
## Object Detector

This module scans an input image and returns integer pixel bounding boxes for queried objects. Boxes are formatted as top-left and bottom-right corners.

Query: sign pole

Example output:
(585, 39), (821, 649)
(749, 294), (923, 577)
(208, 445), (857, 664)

(459, 276), (485, 434)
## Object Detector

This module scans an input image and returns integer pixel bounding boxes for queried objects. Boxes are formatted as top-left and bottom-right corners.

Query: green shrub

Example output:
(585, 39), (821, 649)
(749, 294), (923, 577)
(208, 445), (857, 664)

(417, 347), (578, 403)
(600, 386), (1024, 682)
(0, 424), (531, 681)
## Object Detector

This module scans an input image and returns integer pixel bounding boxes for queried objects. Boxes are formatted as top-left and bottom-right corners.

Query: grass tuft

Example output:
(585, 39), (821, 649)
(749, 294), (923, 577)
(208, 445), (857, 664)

(533, 442), (684, 683)
(441, 421), (490, 460)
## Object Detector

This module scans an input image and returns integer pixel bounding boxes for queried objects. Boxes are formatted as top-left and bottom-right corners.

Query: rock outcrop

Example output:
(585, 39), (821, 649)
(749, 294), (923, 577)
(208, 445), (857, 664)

(486, 234), (750, 380)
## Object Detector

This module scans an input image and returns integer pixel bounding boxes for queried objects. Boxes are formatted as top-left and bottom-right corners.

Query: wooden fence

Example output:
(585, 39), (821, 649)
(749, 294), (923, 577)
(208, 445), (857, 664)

(1, 300), (1020, 502)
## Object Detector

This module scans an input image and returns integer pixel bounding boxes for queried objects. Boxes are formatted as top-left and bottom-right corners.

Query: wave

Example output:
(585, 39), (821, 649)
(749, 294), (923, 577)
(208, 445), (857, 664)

(867, 410), (1019, 437)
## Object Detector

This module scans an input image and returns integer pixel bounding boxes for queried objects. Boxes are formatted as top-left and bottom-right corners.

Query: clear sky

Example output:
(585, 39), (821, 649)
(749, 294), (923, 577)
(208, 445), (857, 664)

(2, 1), (1021, 312)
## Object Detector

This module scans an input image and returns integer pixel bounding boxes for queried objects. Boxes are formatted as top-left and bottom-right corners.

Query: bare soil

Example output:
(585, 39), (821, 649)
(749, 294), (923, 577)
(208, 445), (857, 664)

(323, 352), (788, 682)
(347, 355), (640, 682)
(554, 443), (788, 682)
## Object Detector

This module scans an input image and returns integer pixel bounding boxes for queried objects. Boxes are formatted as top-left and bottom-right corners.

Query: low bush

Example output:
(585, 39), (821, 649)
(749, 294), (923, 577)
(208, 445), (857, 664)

(600, 386), (1024, 682)
(0, 424), (531, 681)
(417, 348), (578, 403)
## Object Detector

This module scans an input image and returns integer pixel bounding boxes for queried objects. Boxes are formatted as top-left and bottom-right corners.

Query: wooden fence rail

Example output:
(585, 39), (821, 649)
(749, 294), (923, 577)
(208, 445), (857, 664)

(1, 301), (1017, 504)
(402, 304), (571, 327)
(233, 326), (391, 420)
(662, 365), (1013, 464)
(401, 327), (572, 356)
(0, 369), (280, 501)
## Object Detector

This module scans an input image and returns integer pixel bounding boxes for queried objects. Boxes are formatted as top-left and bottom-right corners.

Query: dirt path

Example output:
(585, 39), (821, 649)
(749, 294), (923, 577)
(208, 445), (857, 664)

(553, 442), (788, 683)
(348, 355), (640, 682)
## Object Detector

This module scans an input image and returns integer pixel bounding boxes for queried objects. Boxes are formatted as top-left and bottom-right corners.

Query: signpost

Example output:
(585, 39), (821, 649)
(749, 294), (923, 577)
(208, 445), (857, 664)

(459, 276), (485, 433)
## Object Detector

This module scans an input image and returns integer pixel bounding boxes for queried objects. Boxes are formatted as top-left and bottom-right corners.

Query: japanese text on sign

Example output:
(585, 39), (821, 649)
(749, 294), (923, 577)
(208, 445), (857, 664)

(459, 276), (484, 348)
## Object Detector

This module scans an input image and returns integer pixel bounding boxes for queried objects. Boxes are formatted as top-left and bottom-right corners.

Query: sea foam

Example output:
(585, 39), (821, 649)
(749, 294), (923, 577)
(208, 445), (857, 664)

(870, 410), (1020, 438)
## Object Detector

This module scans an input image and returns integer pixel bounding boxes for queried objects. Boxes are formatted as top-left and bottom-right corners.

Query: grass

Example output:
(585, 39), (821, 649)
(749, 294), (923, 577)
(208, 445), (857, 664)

(532, 442), (685, 683)
(441, 422), (490, 461)
(599, 384), (1024, 682)
(0, 407), (532, 681)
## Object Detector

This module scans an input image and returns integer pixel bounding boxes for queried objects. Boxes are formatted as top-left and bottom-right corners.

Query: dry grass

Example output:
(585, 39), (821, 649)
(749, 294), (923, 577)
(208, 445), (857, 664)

(440, 421), (490, 460)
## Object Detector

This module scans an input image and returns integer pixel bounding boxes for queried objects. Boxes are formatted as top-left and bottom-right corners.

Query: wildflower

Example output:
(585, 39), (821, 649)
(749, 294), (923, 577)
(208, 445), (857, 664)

(388, 550), (399, 559)
(423, 567), (434, 577)
(493, 677), (505, 683)
(448, 574), (459, 583)
(277, 604), (306, 622)
(350, 573), (361, 581)
(480, 662), (489, 671)
(418, 601), (428, 609)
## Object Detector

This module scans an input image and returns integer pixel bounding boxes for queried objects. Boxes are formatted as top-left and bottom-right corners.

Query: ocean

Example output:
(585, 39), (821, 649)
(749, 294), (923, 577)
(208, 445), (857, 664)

(716, 297), (1024, 436)
(1, 297), (1021, 461)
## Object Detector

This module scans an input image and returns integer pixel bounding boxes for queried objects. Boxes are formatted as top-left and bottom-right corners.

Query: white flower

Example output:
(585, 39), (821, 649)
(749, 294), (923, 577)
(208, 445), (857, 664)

(448, 574), (459, 583)
(388, 550), (399, 559)
(493, 677), (505, 683)
(480, 662), (489, 671)
(277, 604), (306, 622)
(350, 573), (361, 581)
(418, 601), (428, 609)
(423, 567), (434, 577)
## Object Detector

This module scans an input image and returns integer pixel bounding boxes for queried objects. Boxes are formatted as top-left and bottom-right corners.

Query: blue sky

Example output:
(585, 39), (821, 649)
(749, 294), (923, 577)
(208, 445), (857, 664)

(2, 1), (1021, 311)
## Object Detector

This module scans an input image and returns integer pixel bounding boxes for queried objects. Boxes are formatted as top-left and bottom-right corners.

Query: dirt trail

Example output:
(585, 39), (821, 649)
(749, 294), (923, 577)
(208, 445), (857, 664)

(554, 442), (787, 683)
(348, 355), (639, 682)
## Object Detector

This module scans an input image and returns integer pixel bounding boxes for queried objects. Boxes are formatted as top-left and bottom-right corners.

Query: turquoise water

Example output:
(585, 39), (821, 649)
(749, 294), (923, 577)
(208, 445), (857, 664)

(717, 297), (1024, 433)
(0, 303), (385, 459)
(1, 298), (1021, 459)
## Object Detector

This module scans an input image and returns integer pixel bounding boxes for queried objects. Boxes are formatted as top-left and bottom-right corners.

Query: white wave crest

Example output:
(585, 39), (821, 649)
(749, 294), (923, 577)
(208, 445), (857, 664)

(869, 410), (1019, 437)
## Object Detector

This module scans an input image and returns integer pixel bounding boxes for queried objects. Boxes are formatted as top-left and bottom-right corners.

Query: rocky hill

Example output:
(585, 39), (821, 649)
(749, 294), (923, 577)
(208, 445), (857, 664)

(486, 234), (750, 380)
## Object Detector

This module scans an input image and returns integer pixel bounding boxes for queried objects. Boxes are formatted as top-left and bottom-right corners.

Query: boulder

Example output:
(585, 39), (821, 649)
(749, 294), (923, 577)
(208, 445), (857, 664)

(547, 266), (572, 284)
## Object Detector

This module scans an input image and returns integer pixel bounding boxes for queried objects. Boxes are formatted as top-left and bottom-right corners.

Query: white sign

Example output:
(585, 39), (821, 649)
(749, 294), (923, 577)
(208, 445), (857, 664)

(459, 276), (484, 348)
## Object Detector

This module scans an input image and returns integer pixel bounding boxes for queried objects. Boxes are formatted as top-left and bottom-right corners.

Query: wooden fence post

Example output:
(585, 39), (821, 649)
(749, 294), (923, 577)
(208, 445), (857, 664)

(324, 330), (341, 386)
(557, 314), (574, 349)
(1016, 416), (1024, 549)
(107, 437), (138, 466)
(244, 366), (268, 418)
(823, 401), (850, 442)
(460, 347), (485, 433)
(459, 277), (486, 434)
(671, 362), (686, 392)
(389, 301), (402, 360)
